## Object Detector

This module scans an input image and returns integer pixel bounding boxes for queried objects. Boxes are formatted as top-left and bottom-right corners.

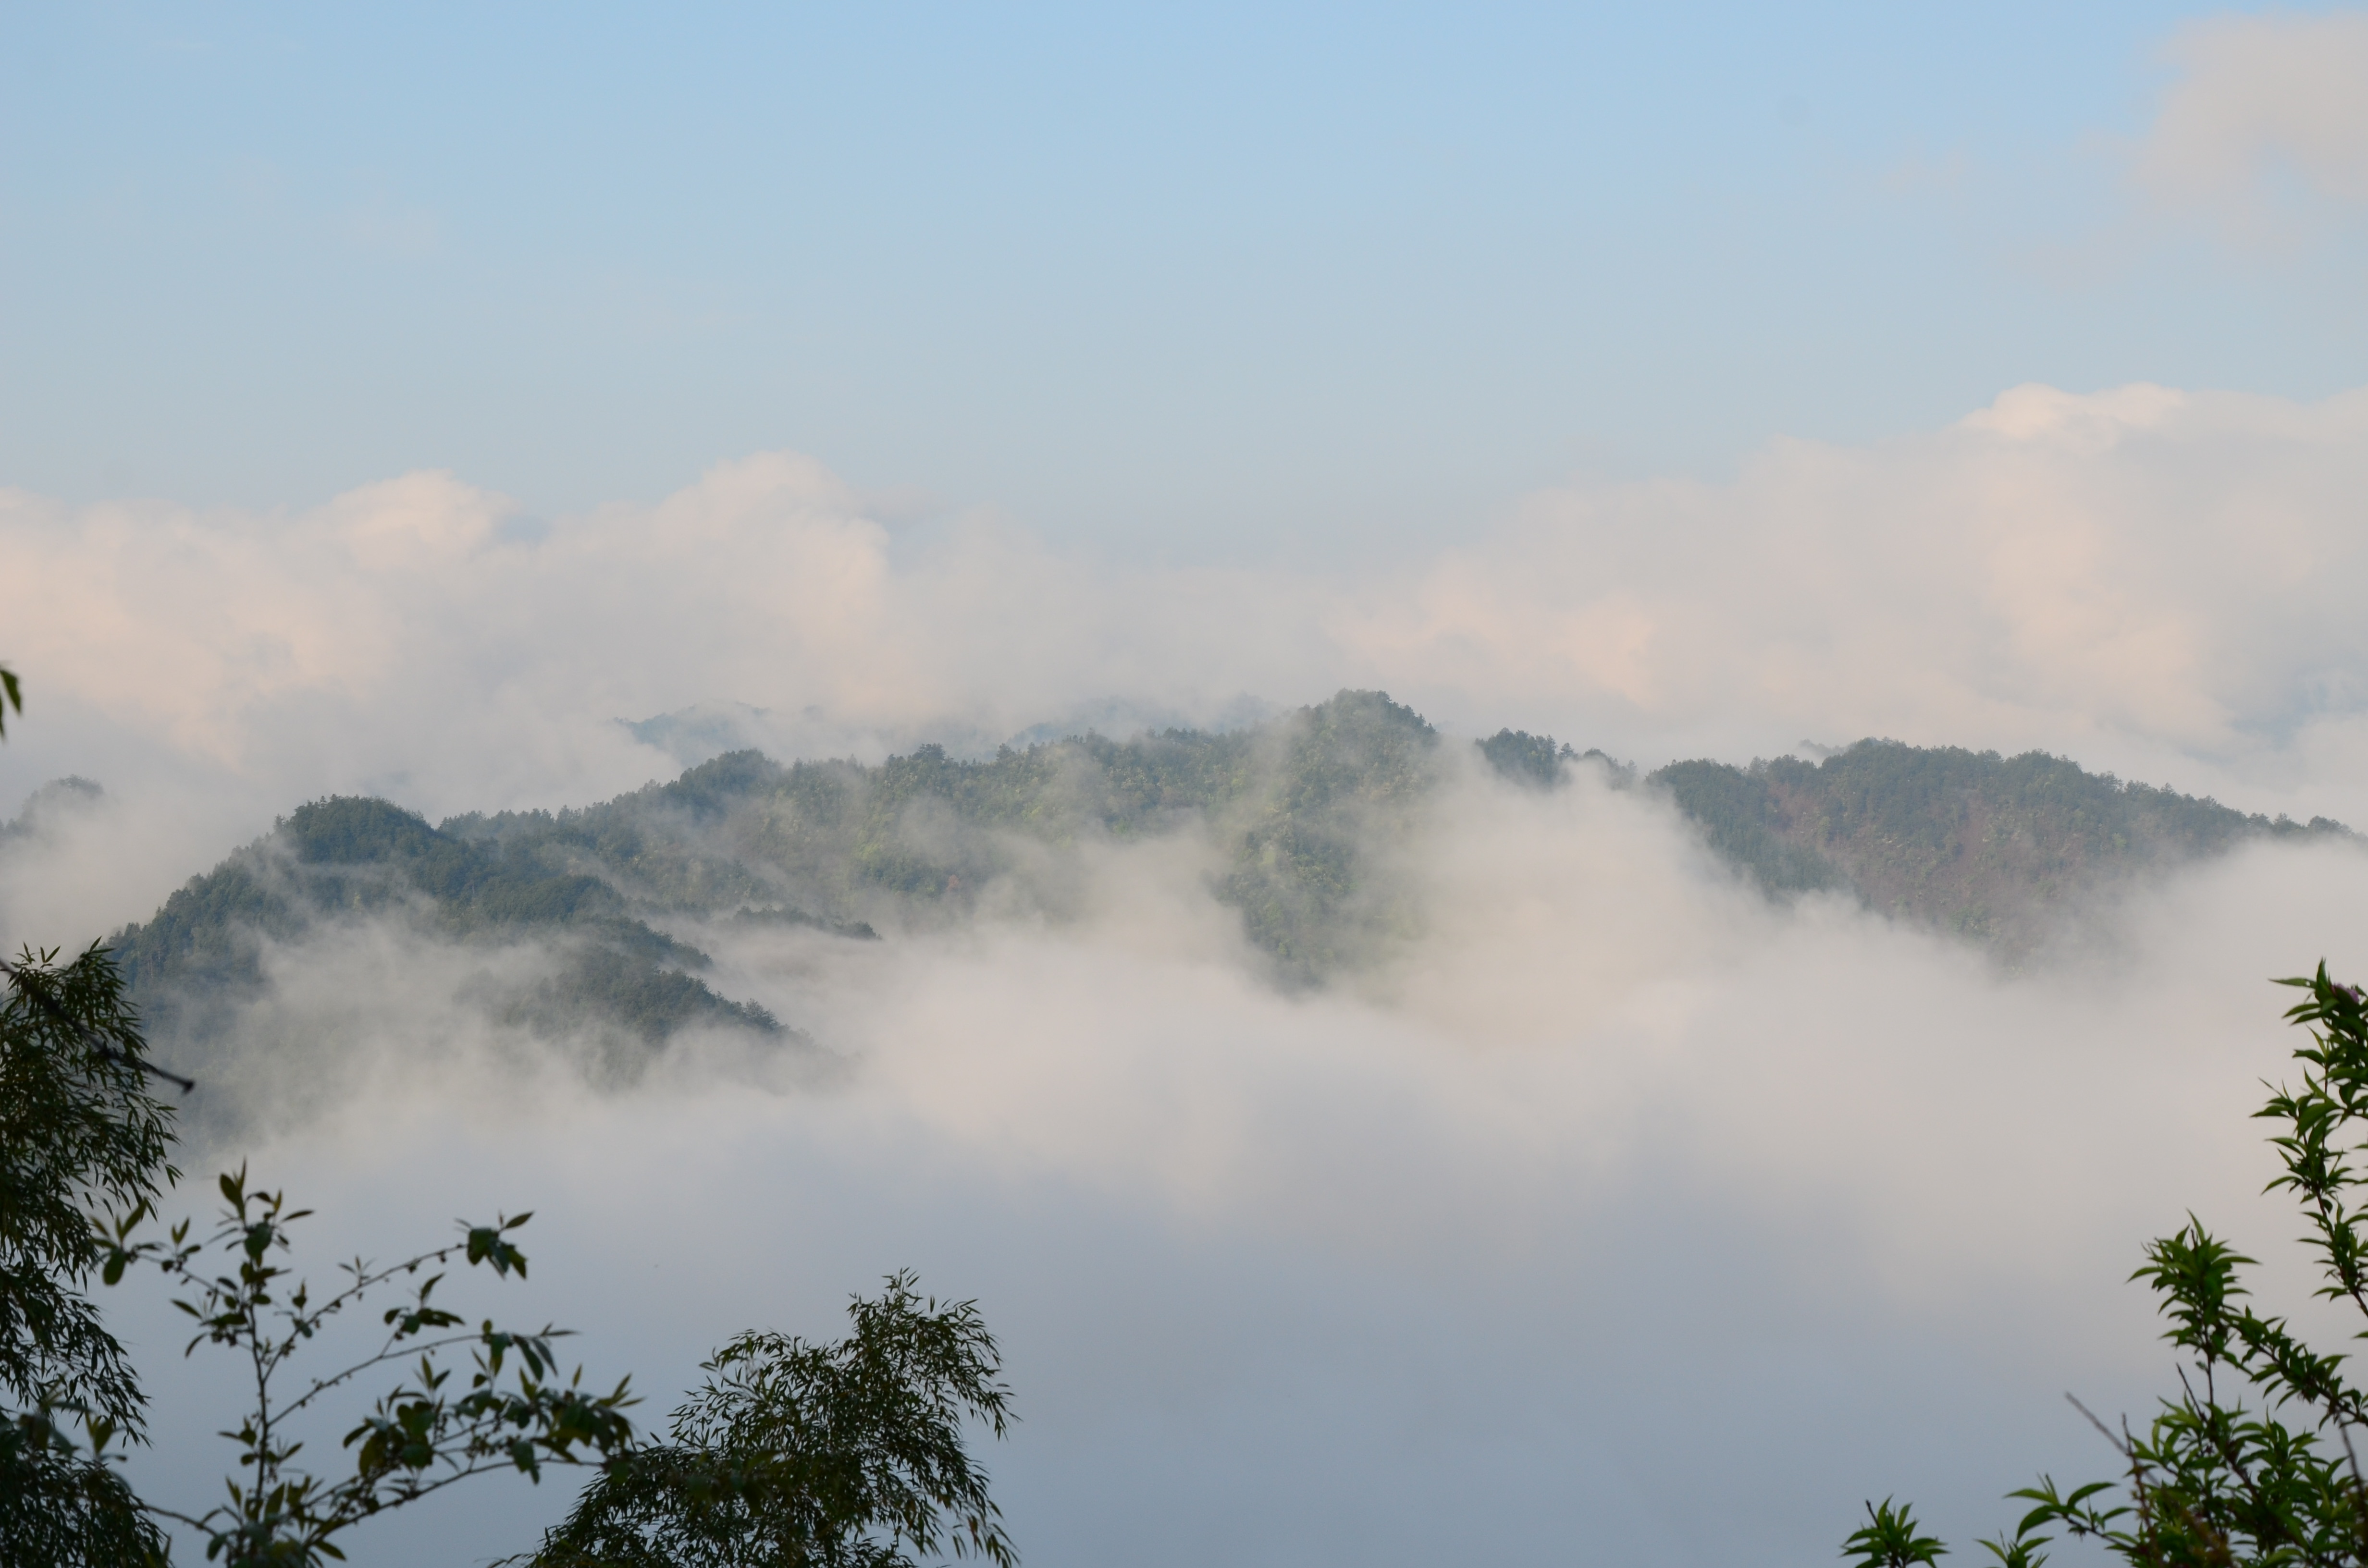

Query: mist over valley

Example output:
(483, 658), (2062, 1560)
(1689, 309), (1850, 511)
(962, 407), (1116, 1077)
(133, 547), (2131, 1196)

(55, 689), (2360, 1144)
(10, 685), (2363, 1562)
(12, 10), (2368, 1560)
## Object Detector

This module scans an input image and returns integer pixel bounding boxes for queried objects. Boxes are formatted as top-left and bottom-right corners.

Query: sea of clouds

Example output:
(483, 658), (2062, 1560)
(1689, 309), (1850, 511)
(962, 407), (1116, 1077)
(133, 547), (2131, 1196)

(7, 380), (2368, 1564)
(7, 380), (2368, 845)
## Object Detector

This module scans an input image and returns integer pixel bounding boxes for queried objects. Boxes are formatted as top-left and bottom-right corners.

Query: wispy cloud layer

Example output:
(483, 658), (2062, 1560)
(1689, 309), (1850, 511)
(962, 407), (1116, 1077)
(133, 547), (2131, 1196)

(89, 765), (2368, 1567)
(2141, 10), (2368, 229)
(9, 381), (2368, 843)
(15, 380), (2368, 1565)
(11, 12), (2368, 1563)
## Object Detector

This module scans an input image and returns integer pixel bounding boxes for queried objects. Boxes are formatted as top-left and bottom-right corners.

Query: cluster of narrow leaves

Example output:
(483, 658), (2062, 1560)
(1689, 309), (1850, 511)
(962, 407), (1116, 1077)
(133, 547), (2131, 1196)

(0, 943), (178, 1567)
(101, 1167), (637, 1568)
(0, 678), (1015, 1567)
(0, 668), (654, 1568)
(0, 935), (1012, 1568)
(1847, 964), (2368, 1568)
(1843, 1500), (1953, 1568)
(521, 1271), (1015, 1568)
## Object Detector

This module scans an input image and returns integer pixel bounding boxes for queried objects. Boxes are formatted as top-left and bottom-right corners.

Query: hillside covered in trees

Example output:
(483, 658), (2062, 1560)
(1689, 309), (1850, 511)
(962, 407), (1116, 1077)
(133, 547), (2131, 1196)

(90, 690), (2354, 1088)
(107, 795), (788, 1080)
(1651, 742), (2348, 955)
(436, 687), (1446, 982)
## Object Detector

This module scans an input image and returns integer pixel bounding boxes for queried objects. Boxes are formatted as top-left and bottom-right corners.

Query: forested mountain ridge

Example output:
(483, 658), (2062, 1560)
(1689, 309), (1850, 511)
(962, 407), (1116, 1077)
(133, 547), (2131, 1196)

(1648, 742), (2348, 954)
(82, 691), (2356, 1089)
(109, 796), (786, 1071)
(443, 688), (1443, 980)
(97, 691), (1451, 1086)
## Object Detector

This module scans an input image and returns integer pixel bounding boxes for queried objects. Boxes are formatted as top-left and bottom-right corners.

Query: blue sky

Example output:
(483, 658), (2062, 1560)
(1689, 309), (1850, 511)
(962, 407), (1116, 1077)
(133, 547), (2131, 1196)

(17, 14), (2368, 1566)
(6, 2), (2360, 561)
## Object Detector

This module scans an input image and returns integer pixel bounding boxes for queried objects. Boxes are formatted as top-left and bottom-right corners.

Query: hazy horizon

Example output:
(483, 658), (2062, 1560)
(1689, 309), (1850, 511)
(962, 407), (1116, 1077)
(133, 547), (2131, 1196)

(11, 5), (2368, 1564)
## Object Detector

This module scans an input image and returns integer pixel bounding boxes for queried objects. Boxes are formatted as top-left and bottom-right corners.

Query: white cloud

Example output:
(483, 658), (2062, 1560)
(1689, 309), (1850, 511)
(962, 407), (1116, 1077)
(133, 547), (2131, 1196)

(1348, 381), (2368, 810)
(2138, 9), (2368, 229)
(85, 762), (2368, 1566)
(8, 379), (2368, 878)
(14, 389), (2368, 1561)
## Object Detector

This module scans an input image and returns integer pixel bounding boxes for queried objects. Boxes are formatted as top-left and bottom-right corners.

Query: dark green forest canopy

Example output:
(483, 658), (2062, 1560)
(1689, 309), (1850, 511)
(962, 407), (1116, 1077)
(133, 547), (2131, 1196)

(1648, 740), (2351, 953)
(90, 693), (2358, 1075)
(99, 692), (1454, 1077)
(1476, 730), (1634, 791)
(108, 796), (784, 1071)
(434, 689), (1446, 981)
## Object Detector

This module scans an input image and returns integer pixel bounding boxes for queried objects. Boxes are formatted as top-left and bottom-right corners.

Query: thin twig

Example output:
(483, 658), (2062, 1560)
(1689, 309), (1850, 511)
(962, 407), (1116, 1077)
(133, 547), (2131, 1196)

(2068, 1392), (2133, 1457)
(0, 955), (195, 1093)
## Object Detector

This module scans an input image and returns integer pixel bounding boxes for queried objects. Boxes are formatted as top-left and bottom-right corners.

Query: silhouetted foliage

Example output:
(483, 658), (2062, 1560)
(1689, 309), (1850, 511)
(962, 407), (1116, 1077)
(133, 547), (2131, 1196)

(1842, 1499), (1948, 1568)
(93, 1168), (637, 1568)
(523, 1274), (1012, 1568)
(0, 944), (177, 1567)
(0, 673), (642, 1568)
(1851, 965), (2368, 1567)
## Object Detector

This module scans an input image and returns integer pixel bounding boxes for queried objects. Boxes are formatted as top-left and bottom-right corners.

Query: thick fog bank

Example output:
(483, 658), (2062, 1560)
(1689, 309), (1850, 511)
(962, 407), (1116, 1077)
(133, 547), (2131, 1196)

(87, 768), (2368, 1566)
(15, 380), (2368, 1561)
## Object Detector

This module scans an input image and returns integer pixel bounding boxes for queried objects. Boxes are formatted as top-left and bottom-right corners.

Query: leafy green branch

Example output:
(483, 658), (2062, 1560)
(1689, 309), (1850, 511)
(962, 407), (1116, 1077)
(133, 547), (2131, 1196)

(1848, 964), (2368, 1568)
(520, 1271), (1015, 1568)
(99, 1166), (636, 1568)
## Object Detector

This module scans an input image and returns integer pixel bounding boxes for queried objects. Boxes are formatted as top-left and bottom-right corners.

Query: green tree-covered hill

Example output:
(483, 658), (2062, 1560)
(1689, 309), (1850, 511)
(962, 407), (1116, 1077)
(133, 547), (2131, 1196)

(91, 693), (2357, 1090)
(109, 796), (785, 1073)
(1646, 741), (2350, 954)
(443, 687), (1444, 983)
